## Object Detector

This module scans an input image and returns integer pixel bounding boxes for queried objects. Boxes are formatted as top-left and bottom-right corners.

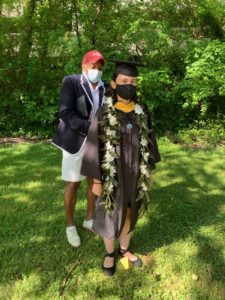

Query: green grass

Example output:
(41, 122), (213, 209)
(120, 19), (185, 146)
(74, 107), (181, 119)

(0, 139), (225, 300)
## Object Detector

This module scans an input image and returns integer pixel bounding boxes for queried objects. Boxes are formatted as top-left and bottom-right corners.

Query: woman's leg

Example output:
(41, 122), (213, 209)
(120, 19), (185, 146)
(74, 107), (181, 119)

(119, 208), (138, 261)
(103, 238), (115, 267)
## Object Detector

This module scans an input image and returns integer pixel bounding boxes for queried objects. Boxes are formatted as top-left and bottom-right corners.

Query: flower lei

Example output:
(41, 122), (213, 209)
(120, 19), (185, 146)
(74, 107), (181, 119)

(100, 97), (153, 216)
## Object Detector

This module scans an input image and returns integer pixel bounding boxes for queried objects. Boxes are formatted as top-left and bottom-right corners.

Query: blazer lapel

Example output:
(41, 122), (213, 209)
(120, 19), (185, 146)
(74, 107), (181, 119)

(80, 74), (93, 106)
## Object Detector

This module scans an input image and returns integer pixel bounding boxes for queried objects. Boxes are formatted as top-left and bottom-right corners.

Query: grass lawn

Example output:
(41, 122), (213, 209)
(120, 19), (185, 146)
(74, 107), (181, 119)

(0, 139), (225, 300)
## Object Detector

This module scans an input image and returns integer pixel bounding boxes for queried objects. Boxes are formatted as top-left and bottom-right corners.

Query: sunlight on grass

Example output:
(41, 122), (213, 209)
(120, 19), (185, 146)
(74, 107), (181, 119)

(0, 141), (225, 299)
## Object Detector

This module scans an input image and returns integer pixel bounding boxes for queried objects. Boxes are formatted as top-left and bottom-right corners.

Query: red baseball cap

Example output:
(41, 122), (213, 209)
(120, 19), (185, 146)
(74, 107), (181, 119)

(82, 50), (105, 65)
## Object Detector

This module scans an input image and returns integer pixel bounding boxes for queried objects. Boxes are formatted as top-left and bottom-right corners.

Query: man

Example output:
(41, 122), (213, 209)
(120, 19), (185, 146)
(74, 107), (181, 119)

(52, 50), (106, 247)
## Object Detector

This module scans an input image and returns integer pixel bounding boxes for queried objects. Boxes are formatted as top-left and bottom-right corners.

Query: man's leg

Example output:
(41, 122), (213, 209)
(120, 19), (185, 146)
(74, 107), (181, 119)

(64, 181), (81, 247)
(64, 181), (81, 226)
(82, 177), (96, 231)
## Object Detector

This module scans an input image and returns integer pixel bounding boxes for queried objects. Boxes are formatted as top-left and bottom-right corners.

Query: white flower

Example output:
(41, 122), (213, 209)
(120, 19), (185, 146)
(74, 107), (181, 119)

(108, 183), (114, 192)
(106, 97), (113, 108)
(109, 115), (117, 126)
(106, 129), (116, 136)
(140, 164), (149, 176)
(103, 162), (111, 170)
(106, 141), (113, 150)
(105, 152), (114, 162)
(143, 152), (150, 161)
(141, 138), (148, 147)
(141, 182), (148, 191)
(109, 166), (116, 176)
(143, 169), (149, 176)
(134, 104), (144, 115)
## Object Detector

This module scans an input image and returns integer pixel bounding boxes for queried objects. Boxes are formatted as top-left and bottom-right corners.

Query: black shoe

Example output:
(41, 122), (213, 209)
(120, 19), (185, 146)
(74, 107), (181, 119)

(119, 248), (143, 267)
(102, 251), (116, 276)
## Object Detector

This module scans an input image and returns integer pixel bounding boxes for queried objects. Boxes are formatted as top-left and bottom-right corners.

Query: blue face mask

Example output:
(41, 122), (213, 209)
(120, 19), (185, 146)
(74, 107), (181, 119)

(87, 69), (103, 83)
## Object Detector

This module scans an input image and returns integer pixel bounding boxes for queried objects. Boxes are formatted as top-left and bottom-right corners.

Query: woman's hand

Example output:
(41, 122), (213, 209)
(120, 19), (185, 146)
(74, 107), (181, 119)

(92, 182), (103, 196)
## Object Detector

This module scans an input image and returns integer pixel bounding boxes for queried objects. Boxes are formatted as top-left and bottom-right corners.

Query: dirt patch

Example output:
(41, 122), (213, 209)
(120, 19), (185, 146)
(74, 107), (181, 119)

(0, 137), (51, 145)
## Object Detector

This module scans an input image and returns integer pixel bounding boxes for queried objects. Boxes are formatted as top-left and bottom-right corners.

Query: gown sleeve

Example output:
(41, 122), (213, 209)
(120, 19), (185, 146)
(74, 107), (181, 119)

(146, 109), (161, 168)
(80, 109), (103, 181)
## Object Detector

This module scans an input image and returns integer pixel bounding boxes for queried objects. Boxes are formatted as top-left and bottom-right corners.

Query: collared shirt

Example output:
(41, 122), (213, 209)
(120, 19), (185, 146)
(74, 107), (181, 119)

(82, 71), (104, 119)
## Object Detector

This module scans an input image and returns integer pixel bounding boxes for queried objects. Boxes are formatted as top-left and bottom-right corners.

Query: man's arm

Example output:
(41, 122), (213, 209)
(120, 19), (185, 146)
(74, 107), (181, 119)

(59, 76), (90, 135)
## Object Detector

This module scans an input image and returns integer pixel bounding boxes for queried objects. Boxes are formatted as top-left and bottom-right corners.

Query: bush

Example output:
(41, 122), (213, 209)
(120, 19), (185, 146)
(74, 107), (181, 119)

(172, 121), (225, 146)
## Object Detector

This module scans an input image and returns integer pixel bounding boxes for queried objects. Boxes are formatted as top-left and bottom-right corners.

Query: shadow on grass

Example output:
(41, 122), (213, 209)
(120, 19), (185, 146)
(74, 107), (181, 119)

(133, 146), (225, 297)
(0, 144), (88, 290)
(0, 143), (225, 299)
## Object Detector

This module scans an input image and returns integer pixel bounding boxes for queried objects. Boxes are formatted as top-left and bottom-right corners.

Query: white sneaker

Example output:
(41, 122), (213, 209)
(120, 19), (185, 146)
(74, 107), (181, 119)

(66, 226), (81, 247)
(82, 219), (93, 232)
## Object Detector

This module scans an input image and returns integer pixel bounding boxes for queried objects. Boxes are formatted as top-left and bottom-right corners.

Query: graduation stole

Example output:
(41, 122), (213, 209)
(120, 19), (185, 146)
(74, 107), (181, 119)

(100, 97), (153, 216)
(114, 100), (135, 113)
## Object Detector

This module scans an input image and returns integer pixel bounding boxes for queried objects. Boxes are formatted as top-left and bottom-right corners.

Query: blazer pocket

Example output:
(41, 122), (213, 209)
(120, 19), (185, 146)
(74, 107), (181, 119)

(76, 95), (88, 118)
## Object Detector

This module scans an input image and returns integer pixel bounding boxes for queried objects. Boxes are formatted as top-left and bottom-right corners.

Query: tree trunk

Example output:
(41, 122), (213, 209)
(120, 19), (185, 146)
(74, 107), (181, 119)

(71, 0), (81, 48)
(91, 0), (103, 46)
(18, 0), (37, 90)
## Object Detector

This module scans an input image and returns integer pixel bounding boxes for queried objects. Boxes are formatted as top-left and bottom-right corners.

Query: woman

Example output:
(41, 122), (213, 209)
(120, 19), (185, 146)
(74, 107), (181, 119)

(81, 60), (160, 276)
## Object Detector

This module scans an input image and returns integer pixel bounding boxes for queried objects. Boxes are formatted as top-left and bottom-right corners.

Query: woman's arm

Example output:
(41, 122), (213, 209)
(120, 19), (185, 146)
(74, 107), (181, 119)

(92, 180), (103, 196)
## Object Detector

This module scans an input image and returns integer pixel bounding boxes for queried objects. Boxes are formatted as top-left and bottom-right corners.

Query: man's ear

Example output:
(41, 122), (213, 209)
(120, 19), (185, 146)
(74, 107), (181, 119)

(110, 80), (116, 89)
(82, 63), (87, 73)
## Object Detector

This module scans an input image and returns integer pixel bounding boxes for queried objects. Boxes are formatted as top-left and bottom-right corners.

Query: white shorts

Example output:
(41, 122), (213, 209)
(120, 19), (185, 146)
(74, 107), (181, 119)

(62, 146), (86, 182)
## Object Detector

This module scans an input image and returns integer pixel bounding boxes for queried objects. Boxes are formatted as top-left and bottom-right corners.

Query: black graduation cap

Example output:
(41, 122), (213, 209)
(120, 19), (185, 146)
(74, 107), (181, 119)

(108, 58), (147, 77)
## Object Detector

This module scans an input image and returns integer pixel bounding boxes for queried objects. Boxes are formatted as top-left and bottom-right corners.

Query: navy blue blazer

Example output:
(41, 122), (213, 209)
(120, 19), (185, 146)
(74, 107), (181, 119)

(52, 74), (106, 154)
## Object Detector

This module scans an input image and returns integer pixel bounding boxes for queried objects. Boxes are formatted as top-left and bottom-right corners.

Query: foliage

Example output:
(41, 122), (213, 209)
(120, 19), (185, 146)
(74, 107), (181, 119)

(175, 121), (225, 146)
(0, 0), (225, 135)
(178, 40), (225, 119)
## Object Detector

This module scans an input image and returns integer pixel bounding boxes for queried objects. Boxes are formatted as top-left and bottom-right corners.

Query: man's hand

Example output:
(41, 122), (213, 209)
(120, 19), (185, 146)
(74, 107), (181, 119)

(92, 182), (103, 196)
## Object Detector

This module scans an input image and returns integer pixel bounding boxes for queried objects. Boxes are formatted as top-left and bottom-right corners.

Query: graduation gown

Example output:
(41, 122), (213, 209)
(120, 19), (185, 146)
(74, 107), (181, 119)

(81, 105), (160, 240)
